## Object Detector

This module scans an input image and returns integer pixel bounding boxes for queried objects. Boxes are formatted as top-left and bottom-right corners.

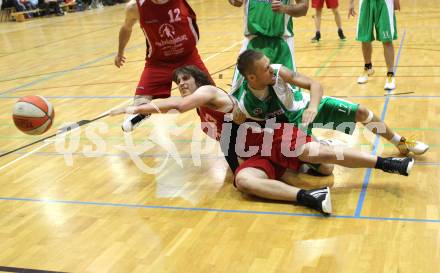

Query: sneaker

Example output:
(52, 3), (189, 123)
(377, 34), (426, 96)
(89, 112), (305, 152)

(384, 75), (396, 90)
(381, 157), (414, 176)
(357, 67), (374, 84)
(338, 29), (346, 40)
(397, 137), (429, 155)
(297, 187), (332, 215)
(311, 31), (321, 43)
(121, 113), (150, 132)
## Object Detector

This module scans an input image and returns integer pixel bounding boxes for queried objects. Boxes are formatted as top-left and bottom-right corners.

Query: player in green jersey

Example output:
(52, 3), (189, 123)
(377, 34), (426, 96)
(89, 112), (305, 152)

(349, 0), (400, 90)
(228, 0), (308, 89)
(232, 49), (429, 156)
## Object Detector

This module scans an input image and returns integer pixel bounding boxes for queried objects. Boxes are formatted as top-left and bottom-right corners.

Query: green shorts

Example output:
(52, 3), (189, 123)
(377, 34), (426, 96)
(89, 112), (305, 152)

(232, 35), (296, 88)
(356, 0), (397, 42)
(308, 97), (359, 135)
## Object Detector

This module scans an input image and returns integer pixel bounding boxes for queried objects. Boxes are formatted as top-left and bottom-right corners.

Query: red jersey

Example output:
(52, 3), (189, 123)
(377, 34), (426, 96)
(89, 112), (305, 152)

(196, 106), (227, 141)
(136, 0), (199, 63)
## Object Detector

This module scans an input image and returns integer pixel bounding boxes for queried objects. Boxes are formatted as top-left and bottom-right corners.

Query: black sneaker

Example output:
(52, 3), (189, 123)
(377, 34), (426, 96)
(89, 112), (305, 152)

(338, 29), (346, 40)
(121, 113), (150, 132)
(311, 31), (321, 43)
(297, 187), (332, 215)
(381, 157), (414, 176)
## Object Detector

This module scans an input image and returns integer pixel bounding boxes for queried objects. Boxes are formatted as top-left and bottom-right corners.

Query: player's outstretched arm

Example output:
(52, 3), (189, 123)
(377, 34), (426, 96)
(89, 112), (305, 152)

(110, 86), (218, 116)
(115, 0), (139, 68)
(175, 85), (219, 112)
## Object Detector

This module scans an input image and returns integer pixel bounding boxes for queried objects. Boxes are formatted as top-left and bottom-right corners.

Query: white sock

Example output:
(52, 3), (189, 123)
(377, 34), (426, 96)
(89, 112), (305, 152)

(390, 134), (402, 145)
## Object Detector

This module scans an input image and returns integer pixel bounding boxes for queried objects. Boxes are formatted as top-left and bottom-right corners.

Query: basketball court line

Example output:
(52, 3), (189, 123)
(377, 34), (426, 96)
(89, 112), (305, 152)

(0, 196), (439, 224)
(0, 60), (234, 88)
(0, 143), (51, 172)
(0, 52), (118, 96)
(0, 93), (130, 162)
(0, 265), (67, 273)
(0, 25), (116, 58)
(0, 43), (144, 96)
(0, 4), (122, 36)
(0, 47), (235, 96)
(2, 62), (437, 84)
(354, 30), (407, 217)
(0, 109), (115, 169)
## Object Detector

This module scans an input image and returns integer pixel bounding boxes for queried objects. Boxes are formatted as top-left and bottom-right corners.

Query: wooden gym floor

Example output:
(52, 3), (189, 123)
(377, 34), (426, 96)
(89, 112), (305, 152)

(0, 0), (439, 272)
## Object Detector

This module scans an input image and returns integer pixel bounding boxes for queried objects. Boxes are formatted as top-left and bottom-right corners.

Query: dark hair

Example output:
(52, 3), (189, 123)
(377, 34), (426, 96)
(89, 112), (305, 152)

(172, 65), (213, 88)
(236, 49), (264, 78)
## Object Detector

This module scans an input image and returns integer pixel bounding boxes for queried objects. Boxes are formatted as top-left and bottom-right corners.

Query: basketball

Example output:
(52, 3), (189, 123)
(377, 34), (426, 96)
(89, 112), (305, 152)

(12, 95), (55, 135)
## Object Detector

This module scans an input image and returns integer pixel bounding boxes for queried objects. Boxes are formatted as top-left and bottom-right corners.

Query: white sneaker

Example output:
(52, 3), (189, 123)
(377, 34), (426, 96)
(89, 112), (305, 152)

(397, 137), (429, 155)
(384, 75), (396, 90)
(357, 68), (374, 84)
(121, 114), (150, 132)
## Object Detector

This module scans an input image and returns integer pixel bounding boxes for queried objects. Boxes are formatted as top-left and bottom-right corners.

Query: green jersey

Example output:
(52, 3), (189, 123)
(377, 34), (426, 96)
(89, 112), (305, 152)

(244, 0), (294, 37)
(231, 64), (359, 135)
(232, 64), (309, 123)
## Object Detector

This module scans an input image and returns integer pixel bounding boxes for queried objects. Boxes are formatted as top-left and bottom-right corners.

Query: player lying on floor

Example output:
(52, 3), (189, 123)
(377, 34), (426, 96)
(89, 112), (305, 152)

(110, 65), (415, 215)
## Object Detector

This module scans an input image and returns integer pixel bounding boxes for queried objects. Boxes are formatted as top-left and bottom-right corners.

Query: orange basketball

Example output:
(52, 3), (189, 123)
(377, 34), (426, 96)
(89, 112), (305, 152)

(12, 95), (55, 135)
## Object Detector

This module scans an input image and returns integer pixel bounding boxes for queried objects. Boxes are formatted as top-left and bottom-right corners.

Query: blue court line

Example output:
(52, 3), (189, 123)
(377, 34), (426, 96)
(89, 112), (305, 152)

(0, 53), (116, 96)
(0, 43), (144, 97)
(0, 196), (439, 223)
(354, 30), (407, 217)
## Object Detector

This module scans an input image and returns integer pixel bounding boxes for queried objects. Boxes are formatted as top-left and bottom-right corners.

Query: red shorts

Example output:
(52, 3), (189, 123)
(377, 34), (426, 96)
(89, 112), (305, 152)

(238, 123), (312, 171)
(135, 49), (213, 99)
(312, 0), (338, 9)
(234, 156), (287, 186)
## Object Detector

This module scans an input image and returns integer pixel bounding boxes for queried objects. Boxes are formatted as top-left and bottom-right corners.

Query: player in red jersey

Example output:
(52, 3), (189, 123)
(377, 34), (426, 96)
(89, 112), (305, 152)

(114, 0), (212, 132)
(110, 65), (415, 215)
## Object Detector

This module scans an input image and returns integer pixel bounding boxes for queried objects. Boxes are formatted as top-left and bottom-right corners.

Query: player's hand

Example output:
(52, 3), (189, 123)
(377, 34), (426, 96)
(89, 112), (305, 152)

(394, 0), (400, 11)
(301, 107), (318, 127)
(110, 106), (136, 116)
(232, 105), (246, 124)
(109, 107), (127, 116)
(114, 54), (126, 68)
(228, 0), (243, 7)
(271, 0), (285, 13)
(348, 2), (356, 18)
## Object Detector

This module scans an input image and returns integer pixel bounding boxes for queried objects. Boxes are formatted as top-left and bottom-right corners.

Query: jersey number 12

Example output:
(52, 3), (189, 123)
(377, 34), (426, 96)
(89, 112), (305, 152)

(168, 9), (181, 23)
